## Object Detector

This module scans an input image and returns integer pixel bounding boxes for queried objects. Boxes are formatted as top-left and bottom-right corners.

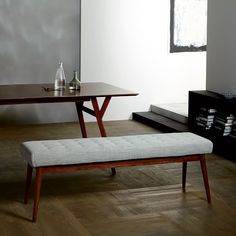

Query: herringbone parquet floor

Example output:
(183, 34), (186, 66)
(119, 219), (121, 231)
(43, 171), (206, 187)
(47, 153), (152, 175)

(0, 121), (236, 236)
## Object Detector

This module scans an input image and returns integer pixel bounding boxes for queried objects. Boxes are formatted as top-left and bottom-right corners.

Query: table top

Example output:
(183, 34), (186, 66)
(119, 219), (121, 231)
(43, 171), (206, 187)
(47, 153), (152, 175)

(0, 82), (138, 105)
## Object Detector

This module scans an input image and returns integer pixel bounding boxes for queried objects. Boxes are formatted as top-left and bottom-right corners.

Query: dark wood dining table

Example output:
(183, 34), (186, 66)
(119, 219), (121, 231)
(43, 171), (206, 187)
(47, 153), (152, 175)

(0, 82), (138, 138)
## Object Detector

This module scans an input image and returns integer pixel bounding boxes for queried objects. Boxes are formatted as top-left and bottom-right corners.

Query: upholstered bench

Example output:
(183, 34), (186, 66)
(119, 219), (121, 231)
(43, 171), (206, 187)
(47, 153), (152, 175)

(20, 132), (213, 222)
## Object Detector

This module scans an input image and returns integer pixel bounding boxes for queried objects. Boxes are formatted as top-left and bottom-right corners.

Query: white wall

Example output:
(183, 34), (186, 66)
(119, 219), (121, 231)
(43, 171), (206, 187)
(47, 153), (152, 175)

(81, 0), (206, 121)
(206, 0), (236, 95)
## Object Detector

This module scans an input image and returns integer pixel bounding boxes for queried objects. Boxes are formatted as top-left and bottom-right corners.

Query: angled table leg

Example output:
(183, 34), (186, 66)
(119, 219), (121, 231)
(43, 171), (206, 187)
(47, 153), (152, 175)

(76, 96), (115, 174)
(91, 97), (111, 137)
(75, 101), (88, 138)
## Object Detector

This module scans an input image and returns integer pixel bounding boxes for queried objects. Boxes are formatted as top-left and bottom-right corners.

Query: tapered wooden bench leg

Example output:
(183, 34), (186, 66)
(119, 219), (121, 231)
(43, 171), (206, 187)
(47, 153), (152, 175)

(182, 162), (187, 192)
(24, 164), (33, 204)
(200, 156), (211, 203)
(32, 168), (43, 222)
(111, 167), (116, 176)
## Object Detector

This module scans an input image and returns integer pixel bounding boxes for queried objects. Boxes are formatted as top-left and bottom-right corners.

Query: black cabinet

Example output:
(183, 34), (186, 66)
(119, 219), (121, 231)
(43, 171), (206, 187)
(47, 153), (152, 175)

(189, 90), (236, 160)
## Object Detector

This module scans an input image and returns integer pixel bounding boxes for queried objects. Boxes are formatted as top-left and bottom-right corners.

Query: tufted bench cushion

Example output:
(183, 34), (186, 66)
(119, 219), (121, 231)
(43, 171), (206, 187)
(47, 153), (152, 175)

(21, 132), (213, 168)
(21, 132), (213, 222)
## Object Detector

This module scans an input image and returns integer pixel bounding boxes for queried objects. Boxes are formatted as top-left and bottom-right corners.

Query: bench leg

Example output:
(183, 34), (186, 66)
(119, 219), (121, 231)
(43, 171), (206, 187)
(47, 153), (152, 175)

(111, 167), (116, 176)
(32, 168), (43, 222)
(24, 164), (33, 204)
(182, 162), (187, 192)
(200, 156), (211, 203)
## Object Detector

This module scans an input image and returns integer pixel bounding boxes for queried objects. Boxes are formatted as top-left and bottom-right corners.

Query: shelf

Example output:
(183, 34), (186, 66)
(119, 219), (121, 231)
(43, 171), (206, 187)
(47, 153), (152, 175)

(189, 90), (236, 161)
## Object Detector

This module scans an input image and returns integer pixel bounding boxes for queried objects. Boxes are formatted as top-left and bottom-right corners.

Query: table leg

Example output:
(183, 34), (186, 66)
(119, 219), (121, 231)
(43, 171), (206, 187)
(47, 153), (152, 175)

(91, 97), (107, 137)
(75, 101), (88, 138)
(100, 96), (111, 118)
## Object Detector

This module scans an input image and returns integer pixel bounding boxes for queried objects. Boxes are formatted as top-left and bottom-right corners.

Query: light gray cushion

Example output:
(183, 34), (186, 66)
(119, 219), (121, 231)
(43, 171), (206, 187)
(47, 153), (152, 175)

(20, 132), (213, 167)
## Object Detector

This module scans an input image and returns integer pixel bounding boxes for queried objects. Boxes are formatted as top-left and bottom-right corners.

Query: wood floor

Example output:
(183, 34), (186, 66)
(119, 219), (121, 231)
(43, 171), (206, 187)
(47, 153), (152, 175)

(0, 120), (236, 236)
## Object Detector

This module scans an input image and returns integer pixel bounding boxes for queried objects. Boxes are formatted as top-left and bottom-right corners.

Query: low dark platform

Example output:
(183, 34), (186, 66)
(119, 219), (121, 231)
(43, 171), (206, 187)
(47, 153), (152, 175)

(133, 111), (189, 132)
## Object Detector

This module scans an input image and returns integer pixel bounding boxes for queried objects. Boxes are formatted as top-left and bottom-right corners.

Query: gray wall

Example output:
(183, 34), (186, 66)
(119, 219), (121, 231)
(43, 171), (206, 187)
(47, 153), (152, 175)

(206, 0), (236, 95)
(0, 0), (80, 123)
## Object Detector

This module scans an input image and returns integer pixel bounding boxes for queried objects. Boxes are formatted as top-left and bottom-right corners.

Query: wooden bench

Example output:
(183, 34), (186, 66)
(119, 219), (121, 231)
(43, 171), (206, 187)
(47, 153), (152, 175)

(20, 132), (213, 222)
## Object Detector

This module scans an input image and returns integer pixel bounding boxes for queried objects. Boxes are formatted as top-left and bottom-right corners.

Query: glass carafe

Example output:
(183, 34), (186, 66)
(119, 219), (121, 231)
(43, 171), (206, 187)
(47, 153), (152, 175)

(54, 62), (66, 90)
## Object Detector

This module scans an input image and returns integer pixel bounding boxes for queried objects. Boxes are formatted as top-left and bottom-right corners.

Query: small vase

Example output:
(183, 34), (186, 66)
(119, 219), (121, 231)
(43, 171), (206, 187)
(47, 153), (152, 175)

(69, 71), (81, 90)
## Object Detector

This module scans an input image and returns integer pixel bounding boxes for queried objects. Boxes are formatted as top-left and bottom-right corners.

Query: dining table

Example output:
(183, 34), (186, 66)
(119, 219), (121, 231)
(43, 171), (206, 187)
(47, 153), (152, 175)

(0, 82), (138, 138)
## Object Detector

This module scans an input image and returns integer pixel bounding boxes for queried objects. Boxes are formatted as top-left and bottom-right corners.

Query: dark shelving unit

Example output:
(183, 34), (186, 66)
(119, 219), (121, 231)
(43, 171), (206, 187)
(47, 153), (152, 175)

(189, 90), (236, 161)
